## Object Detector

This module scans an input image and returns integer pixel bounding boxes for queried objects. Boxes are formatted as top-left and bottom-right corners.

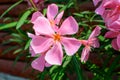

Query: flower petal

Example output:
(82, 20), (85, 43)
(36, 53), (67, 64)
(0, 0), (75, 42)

(93, 0), (101, 6)
(81, 47), (90, 63)
(91, 38), (100, 48)
(104, 31), (119, 38)
(55, 11), (64, 25)
(33, 17), (55, 35)
(31, 11), (43, 23)
(61, 37), (81, 56)
(58, 16), (78, 35)
(29, 46), (36, 57)
(89, 26), (101, 39)
(31, 35), (53, 53)
(47, 4), (58, 20)
(27, 32), (35, 38)
(117, 34), (120, 49)
(111, 39), (119, 50)
(45, 42), (63, 65)
(31, 54), (45, 72)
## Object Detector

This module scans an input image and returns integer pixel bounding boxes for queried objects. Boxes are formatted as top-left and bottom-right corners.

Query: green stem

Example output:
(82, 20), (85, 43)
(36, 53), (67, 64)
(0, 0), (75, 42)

(29, 0), (38, 11)
(72, 55), (84, 80)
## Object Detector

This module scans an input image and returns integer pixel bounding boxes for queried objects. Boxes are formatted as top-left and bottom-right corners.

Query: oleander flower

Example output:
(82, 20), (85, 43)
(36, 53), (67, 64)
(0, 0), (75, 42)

(31, 3), (64, 32)
(29, 15), (81, 65)
(80, 26), (101, 62)
(105, 31), (120, 50)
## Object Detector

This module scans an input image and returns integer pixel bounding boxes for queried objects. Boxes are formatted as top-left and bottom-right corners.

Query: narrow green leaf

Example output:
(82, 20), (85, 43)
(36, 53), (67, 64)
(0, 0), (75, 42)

(16, 10), (32, 29)
(24, 39), (31, 50)
(0, 22), (17, 30)
(0, 0), (23, 18)
(72, 55), (84, 80)
(13, 48), (23, 54)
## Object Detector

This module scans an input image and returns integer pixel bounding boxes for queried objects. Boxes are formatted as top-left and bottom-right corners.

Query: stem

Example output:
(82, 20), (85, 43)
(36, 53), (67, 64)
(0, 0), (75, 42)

(72, 55), (84, 80)
(29, 0), (38, 11)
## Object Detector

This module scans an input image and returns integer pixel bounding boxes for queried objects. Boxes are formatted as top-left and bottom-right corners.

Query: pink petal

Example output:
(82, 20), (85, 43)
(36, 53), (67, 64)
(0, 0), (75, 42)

(81, 47), (90, 63)
(47, 4), (58, 20)
(95, 4), (105, 15)
(31, 54), (45, 72)
(45, 42), (63, 65)
(31, 11), (43, 23)
(31, 35), (53, 53)
(58, 16), (78, 35)
(61, 37), (81, 56)
(30, 46), (36, 57)
(117, 34), (120, 49)
(111, 39), (119, 50)
(89, 26), (101, 39)
(33, 17), (55, 35)
(27, 32), (35, 38)
(104, 31), (119, 38)
(91, 38), (100, 48)
(45, 62), (51, 67)
(93, 0), (101, 6)
(55, 11), (64, 25)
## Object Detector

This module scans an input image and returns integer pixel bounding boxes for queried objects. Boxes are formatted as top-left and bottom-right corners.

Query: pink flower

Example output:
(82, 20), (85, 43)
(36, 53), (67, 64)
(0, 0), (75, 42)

(29, 15), (81, 65)
(31, 4), (64, 32)
(80, 26), (101, 63)
(102, 0), (120, 31)
(105, 31), (120, 50)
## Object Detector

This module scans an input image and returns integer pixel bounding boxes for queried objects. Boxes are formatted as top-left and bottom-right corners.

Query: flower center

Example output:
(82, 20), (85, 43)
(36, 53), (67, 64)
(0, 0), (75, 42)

(53, 33), (61, 41)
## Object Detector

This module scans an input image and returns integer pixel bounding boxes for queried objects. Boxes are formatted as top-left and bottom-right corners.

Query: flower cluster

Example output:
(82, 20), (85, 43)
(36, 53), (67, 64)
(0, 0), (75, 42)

(28, 3), (101, 71)
(93, 0), (120, 50)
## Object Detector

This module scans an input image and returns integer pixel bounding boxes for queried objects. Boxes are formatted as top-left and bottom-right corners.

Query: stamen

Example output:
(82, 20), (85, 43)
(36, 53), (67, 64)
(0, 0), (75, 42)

(53, 33), (61, 41)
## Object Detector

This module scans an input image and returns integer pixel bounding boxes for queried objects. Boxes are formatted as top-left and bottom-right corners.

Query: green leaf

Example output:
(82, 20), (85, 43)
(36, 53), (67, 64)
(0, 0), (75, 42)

(13, 48), (23, 54)
(0, 22), (17, 30)
(72, 55), (84, 80)
(0, 0), (23, 18)
(24, 39), (31, 50)
(16, 10), (32, 29)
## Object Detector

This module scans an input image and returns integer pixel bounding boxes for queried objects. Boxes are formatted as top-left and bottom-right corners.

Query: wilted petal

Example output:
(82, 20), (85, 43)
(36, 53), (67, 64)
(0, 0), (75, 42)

(89, 26), (101, 39)
(111, 39), (119, 50)
(33, 17), (55, 35)
(61, 37), (81, 56)
(31, 36), (53, 53)
(105, 31), (119, 38)
(31, 54), (45, 72)
(45, 42), (63, 65)
(58, 16), (78, 35)
(47, 4), (58, 20)
(81, 47), (90, 63)
(31, 11), (43, 23)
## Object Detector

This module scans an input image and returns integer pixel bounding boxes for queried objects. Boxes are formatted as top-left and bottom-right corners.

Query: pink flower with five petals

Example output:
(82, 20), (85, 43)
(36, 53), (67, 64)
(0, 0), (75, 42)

(29, 15), (81, 65)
